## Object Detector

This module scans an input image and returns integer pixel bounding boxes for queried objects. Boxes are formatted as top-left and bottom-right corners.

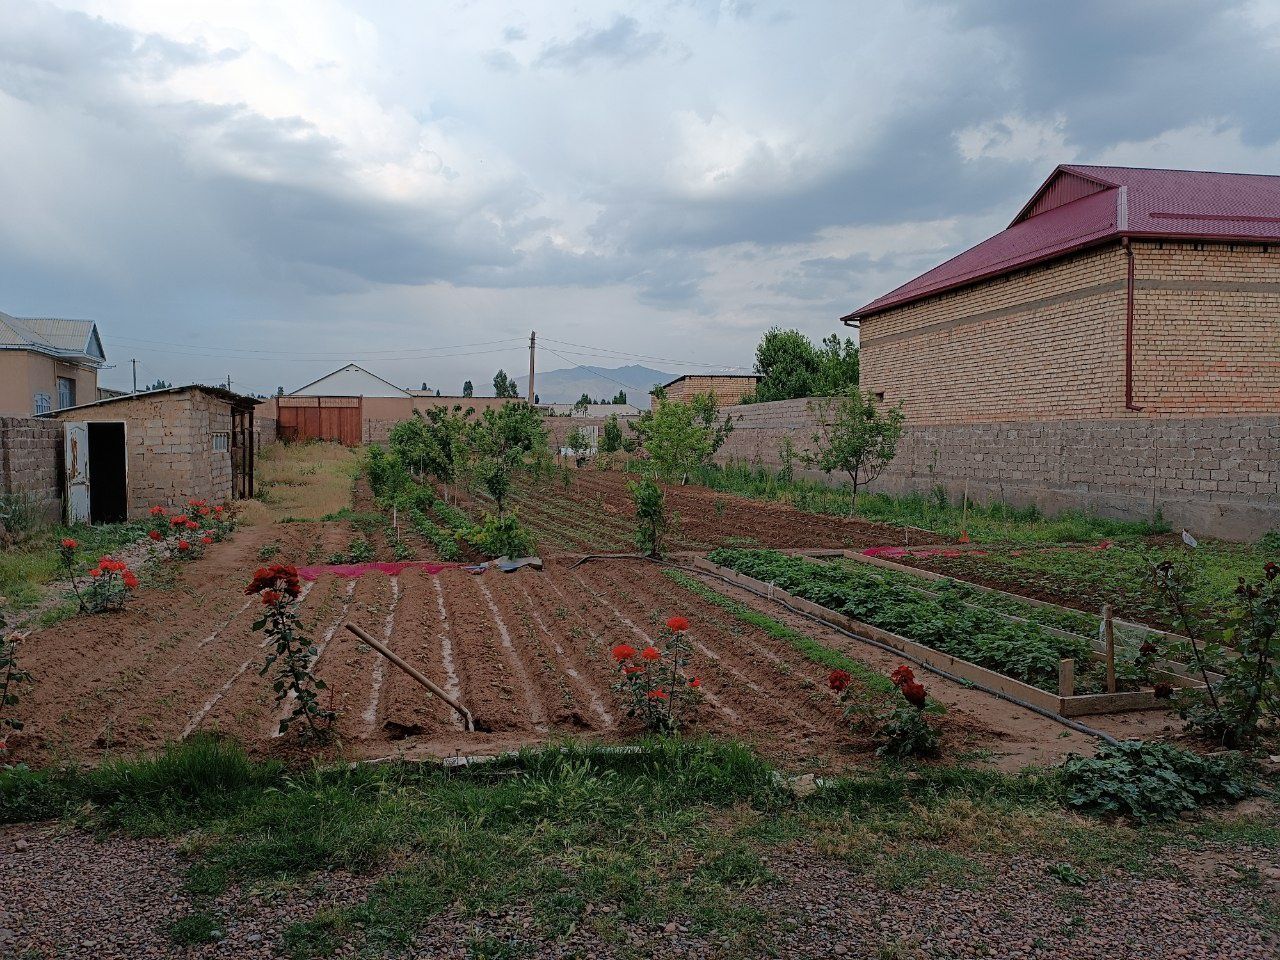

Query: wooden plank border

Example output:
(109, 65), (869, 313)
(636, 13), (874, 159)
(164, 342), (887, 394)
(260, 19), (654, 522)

(692, 557), (1200, 718)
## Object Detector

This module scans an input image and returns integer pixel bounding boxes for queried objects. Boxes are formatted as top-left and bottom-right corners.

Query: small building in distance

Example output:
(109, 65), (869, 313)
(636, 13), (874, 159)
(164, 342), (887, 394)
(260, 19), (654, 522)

(658, 374), (761, 405)
(0, 311), (106, 417)
(289, 363), (410, 398)
(47, 385), (258, 523)
(538, 402), (643, 418)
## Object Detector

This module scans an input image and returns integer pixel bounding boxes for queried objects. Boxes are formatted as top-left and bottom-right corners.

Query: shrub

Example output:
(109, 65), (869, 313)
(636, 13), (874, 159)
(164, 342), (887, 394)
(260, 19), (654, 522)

(629, 477), (672, 558)
(1061, 740), (1250, 822)
(833, 664), (940, 759)
(0, 630), (34, 751)
(465, 512), (534, 559)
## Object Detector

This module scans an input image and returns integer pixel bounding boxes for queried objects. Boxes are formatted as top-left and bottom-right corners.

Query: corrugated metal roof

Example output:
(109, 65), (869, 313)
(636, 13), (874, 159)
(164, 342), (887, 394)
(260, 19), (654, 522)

(0, 311), (104, 363)
(844, 165), (1280, 321)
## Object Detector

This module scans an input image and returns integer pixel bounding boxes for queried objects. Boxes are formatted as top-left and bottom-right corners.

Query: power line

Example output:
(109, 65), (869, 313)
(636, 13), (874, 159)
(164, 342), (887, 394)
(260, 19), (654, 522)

(101, 343), (527, 363)
(539, 346), (660, 395)
(104, 335), (527, 360)
(540, 336), (750, 371)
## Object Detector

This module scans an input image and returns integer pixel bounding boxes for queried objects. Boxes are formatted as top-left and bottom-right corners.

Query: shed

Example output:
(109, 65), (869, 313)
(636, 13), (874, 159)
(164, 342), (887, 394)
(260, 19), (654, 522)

(47, 385), (257, 523)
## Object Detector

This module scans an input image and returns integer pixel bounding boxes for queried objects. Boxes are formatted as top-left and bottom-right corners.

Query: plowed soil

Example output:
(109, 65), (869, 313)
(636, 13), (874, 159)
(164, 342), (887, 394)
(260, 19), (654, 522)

(471, 469), (913, 554)
(7, 473), (1175, 771)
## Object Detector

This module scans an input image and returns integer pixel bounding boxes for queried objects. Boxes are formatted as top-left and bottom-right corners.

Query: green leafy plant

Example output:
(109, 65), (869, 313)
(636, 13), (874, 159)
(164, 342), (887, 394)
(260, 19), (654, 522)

(248, 565), (332, 738)
(1060, 740), (1249, 822)
(466, 512), (534, 559)
(0, 629), (34, 751)
(629, 477), (672, 558)
(832, 664), (940, 759)
(1154, 558), (1279, 747)
(467, 403), (551, 514)
(600, 414), (624, 454)
(631, 390), (734, 485)
(802, 389), (904, 515)
(611, 616), (702, 733)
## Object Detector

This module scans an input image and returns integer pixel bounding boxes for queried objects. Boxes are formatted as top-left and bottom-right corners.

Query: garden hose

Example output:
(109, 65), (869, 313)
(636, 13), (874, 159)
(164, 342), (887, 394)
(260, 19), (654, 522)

(567, 553), (1121, 747)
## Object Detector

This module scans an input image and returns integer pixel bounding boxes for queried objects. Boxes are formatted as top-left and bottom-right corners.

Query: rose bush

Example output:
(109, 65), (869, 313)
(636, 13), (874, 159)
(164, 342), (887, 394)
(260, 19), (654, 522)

(247, 564), (331, 737)
(612, 615), (702, 733)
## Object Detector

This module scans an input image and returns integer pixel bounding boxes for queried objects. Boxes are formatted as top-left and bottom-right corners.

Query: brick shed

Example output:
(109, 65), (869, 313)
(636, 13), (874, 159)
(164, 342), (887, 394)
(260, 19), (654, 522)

(48, 385), (257, 521)
(718, 164), (1280, 539)
(659, 374), (761, 405)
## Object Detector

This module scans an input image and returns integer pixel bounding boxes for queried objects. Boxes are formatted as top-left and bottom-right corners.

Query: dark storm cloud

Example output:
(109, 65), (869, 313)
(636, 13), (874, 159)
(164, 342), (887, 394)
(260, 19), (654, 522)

(535, 15), (667, 70)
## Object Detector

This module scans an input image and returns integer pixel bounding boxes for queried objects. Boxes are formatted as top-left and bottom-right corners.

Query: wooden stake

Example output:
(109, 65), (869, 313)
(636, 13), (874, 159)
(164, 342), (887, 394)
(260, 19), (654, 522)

(1103, 604), (1116, 694)
(344, 622), (474, 731)
(1058, 658), (1075, 698)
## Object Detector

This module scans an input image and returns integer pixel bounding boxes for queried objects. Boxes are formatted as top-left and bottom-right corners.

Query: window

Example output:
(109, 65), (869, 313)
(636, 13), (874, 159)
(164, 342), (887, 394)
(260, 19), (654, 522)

(56, 377), (76, 410)
(874, 391), (886, 402)
(33, 392), (52, 415)
(212, 432), (230, 452)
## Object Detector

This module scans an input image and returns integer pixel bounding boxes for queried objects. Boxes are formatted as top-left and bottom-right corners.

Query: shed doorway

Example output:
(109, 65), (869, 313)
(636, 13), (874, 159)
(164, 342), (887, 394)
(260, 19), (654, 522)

(87, 421), (128, 524)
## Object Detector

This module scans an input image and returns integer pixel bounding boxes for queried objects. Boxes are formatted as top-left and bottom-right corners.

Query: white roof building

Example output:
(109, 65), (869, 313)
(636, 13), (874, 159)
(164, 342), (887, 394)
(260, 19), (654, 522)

(289, 363), (410, 398)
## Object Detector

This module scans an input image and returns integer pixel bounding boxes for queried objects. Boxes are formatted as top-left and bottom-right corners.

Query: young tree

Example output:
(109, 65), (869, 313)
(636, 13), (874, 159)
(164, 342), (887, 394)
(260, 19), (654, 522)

(463, 380), (474, 398)
(564, 426), (592, 465)
(612, 390), (628, 405)
(632, 391), (734, 484)
(600, 413), (624, 453)
(467, 402), (549, 514)
(629, 477), (672, 558)
(389, 407), (471, 499)
(803, 389), (903, 514)
(421, 381), (429, 391)
(492, 369), (519, 399)
(573, 392), (591, 414)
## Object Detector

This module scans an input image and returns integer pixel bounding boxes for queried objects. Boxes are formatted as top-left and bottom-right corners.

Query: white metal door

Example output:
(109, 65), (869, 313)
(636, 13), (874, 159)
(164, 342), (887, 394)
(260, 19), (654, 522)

(64, 421), (90, 524)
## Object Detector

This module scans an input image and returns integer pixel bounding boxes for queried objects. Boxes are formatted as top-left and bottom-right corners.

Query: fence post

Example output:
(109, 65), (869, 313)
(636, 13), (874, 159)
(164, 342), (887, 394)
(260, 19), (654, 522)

(1058, 658), (1075, 698)
(1103, 604), (1116, 694)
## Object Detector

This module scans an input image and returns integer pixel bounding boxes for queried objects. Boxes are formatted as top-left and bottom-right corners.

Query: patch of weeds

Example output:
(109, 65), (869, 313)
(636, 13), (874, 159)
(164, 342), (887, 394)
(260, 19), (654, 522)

(1047, 862), (1087, 886)
(167, 910), (223, 945)
(258, 543), (281, 561)
(283, 909), (349, 959)
(467, 934), (533, 959)
(185, 861), (231, 897)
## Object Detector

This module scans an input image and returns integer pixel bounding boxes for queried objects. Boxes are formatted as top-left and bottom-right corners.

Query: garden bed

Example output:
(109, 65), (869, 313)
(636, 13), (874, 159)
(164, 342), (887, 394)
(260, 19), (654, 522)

(699, 550), (1206, 718)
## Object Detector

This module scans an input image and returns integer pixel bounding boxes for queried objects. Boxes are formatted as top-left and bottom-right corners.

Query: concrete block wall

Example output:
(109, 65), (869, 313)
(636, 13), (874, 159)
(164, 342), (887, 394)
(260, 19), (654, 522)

(544, 414), (641, 452)
(0, 416), (62, 523)
(714, 398), (1280, 541)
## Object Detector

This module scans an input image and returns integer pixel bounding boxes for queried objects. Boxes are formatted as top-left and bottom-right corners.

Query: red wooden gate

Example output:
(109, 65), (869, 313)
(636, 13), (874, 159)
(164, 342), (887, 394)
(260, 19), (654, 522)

(277, 396), (362, 445)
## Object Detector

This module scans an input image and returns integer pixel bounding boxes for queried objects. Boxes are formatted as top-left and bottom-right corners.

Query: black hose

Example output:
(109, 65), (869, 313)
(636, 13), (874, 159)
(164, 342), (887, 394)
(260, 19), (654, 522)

(567, 553), (1121, 747)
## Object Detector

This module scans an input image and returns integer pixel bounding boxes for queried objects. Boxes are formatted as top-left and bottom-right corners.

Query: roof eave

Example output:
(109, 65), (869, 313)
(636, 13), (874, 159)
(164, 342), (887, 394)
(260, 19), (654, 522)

(842, 233), (1124, 325)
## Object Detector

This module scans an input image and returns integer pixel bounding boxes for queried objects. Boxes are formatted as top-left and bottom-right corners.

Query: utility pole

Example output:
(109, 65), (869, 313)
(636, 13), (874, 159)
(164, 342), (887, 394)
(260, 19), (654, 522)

(528, 330), (536, 403)
(131, 358), (138, 394)
(226, 375), (232, 392)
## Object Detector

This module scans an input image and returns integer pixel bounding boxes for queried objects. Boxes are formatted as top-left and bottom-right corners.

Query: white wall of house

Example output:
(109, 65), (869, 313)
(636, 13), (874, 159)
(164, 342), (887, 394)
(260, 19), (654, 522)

(289, 364), (409, 398)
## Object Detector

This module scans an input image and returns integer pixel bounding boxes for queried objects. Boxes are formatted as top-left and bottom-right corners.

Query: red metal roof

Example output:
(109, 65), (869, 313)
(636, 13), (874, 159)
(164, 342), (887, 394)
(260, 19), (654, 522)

(844, 164), (1280, 322)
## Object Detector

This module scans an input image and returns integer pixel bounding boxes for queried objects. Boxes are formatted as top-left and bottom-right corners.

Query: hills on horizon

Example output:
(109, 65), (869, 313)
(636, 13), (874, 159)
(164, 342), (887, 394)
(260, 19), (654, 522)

(515, 364), (675, 406)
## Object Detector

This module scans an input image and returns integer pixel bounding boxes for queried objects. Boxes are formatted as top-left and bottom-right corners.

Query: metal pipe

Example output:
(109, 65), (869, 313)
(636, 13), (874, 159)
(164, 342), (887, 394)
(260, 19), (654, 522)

(344, 622), (474, 731)
(1123, 238), (1143, 411)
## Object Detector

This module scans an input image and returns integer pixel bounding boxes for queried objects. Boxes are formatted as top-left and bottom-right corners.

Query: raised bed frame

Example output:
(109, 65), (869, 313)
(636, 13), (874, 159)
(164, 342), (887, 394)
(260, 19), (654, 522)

(694, 555), (1206, 718)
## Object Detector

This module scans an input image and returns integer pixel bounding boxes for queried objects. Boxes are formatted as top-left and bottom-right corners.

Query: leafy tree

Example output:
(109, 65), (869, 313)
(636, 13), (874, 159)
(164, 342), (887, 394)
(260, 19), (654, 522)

(534, 393), (540, 404)
(564, 426), (592, 464)
(145, 379), (173, 391)
(612, 390), (628, 405)
(389, 408), (470, 499)
(275, 386), (285, 397)
(630, 477), (672, 558)
(421, 382), (429, 391)
(463, 380), (474, 398)
(467, 402), (549, 514)
(745, 328), (859, 403)
(802, 389), (903, 514)
(492, 369), (519, 399)
(600, 413), (623, 454)
(632, 391), (734, 485)
(574, 393), (592, 414)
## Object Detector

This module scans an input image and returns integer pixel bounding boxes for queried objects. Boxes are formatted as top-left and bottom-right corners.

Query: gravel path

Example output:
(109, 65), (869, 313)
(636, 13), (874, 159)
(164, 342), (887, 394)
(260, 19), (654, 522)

(3, 825), (1276, 959)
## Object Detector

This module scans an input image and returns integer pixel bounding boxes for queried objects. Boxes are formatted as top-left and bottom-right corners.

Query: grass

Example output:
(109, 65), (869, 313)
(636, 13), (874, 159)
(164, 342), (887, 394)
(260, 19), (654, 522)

(0, 518), (149, 617)
(687, 462), (1167, 544)
(247, 441), (359, 523)
(4, 737), (1275, 956)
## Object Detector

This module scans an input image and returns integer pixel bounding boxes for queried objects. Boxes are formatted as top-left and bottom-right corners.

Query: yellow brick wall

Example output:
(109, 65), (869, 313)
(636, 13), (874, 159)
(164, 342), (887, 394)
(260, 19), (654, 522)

(663, 376), (760, 404)
(860, 240), (1280, 424)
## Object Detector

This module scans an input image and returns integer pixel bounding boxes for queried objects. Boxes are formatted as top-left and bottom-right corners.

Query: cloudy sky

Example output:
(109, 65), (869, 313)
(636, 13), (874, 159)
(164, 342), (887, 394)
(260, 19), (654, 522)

(3, 1), (1279, 396)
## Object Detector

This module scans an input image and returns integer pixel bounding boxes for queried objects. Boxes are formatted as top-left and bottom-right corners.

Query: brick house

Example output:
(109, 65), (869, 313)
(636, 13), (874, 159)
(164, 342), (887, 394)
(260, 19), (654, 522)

(0, 312), (106, 417)
(48, 385), (258, 522)
(660, 374), (761, 405)
(757, 163), (1280, 539)
(842, 165), (1280, 423)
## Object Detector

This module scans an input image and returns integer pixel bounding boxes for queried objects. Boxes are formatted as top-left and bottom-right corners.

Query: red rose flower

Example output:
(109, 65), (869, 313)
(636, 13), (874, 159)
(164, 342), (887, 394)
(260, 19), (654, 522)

(666, 615), (690, 633)
(261, 589), (282, 605)
(1266, 562), (1278, 581)
(122, 572), (140, 590)
(1139, 641), (1157, 656)
(148, 529), (163, 541)
(623, 665), (643, 675)
(200, 536), (213, 546)
(149, 505), (166, 516)
(646, 689), (669, 700)
(828, 669), (852, 692)
(177, 540), (190, 551)
(170, 515), (188, 526)
(185, 520), (199, 530)
(640, 646), (661, 661)
(60, 538), (77, 550)
(89, 567), (102, 578)
(611, 643), (637, 661)
(900, 680), (927, 707)
(1153, 681), (1174, 699)
(689, 677), (702, 688)
(890, 665), (915, 688)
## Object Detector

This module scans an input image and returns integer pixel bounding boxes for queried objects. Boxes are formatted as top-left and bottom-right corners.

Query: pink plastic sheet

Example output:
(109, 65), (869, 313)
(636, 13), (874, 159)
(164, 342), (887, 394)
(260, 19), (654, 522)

(296, 560), (467, 581)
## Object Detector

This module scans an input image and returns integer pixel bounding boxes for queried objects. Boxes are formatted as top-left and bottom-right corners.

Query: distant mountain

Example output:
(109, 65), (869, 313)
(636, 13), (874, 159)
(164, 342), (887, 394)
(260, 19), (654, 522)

(516, 364), (674, 406)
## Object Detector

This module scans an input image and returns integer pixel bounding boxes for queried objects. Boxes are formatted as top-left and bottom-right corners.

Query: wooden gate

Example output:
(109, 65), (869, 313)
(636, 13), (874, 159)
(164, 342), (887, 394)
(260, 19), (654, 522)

(277, 396), (363, 445)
